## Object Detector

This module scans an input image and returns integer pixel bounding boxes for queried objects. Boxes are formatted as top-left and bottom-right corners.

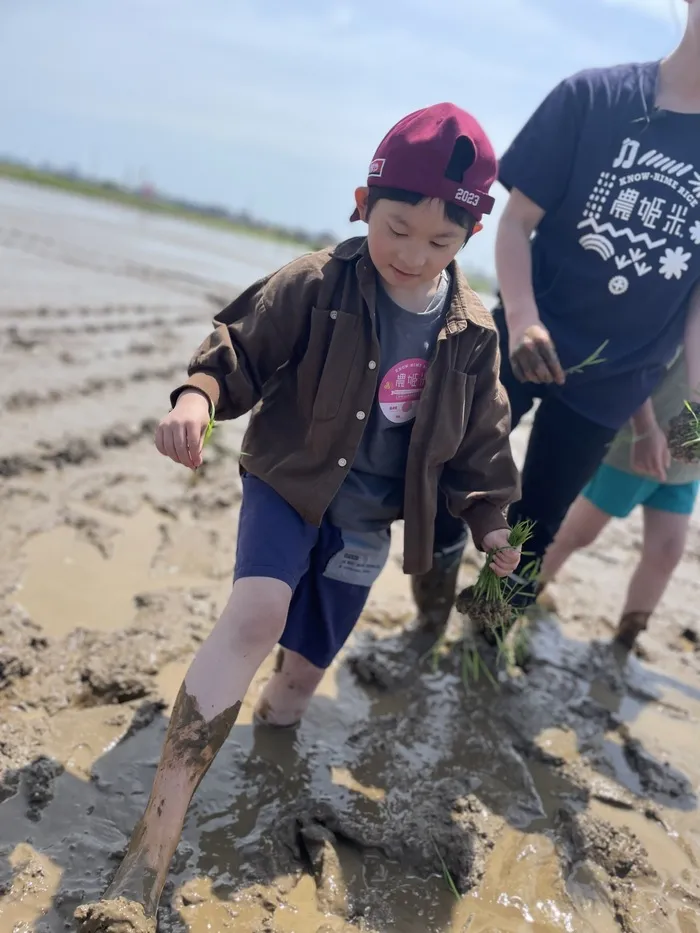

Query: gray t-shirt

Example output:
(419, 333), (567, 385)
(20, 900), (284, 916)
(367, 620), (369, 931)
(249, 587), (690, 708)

(328, 271), (450, 532)
(604, 349), (700, 485)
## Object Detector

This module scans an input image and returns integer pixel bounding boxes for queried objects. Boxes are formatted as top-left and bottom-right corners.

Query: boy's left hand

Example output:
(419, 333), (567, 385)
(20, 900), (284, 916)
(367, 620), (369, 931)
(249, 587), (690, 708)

(481, 529), (521, 577)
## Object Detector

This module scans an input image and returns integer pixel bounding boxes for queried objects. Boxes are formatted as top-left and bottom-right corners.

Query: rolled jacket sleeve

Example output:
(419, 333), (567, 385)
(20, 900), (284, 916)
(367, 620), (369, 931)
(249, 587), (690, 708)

(441, 330), (521, 549)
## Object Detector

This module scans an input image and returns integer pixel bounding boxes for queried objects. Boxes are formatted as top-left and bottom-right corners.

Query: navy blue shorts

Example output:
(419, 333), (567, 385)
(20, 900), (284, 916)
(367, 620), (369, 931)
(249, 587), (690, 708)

(233, 474), (391, 669)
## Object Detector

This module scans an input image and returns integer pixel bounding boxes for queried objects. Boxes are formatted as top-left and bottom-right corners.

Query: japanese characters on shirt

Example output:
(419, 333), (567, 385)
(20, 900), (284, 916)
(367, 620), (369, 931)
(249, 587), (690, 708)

(578, 138), (700, 296)
(378, 358), (429, 424)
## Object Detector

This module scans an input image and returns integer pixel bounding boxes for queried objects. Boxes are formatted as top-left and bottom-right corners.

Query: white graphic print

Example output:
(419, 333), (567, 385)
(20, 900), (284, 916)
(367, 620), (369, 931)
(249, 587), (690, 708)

(659, 246), (691, 281)
(612, 138), (640, 170)
(578, 138), (698, 292)
(614, 247), (652, 276)
(579, 233), (615, 260)
(638, 196), (665, 229)
(609, 275), (629, 295)
(610, 188), (639, 220)
(578, 217), (666, 251)
(582, 171), (616, 220)
(663, 204), (688, 237)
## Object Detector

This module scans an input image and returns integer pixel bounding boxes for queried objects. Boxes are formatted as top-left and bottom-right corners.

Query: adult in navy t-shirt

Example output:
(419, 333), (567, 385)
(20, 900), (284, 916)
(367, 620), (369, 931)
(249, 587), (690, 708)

(418, 57), (700, 627)
(500, 61), (700, 430)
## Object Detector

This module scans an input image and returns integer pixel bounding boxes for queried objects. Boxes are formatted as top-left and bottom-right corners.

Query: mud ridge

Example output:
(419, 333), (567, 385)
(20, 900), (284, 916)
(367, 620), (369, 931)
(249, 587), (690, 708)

(3, 365), (183, 412)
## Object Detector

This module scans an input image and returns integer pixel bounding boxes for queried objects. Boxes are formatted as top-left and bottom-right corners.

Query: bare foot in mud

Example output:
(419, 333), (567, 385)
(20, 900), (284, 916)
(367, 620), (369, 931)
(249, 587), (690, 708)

(74, 896), (155, 933)
(74, 821), (163, 932)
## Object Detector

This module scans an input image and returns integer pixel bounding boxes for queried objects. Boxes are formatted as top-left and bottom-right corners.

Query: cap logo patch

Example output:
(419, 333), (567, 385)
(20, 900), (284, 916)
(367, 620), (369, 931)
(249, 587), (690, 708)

(368, 158), (385, 178)
(456, 188), (480, 207)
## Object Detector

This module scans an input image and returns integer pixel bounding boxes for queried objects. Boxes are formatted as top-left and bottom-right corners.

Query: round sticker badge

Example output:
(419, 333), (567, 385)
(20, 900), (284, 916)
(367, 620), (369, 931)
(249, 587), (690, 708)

(378, 358), (428, 424)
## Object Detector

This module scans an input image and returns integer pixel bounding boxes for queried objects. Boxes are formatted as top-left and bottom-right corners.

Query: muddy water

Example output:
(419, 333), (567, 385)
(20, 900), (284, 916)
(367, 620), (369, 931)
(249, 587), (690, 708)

(1, 180), (700, 933)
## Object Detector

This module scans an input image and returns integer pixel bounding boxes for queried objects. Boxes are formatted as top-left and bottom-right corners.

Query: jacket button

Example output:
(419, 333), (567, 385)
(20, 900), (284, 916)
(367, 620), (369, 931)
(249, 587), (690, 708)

(368, 360), (377, 370)
(330, 310), (338, 320)
(338, 457), (348, 467)
(356, 411), (366, 420)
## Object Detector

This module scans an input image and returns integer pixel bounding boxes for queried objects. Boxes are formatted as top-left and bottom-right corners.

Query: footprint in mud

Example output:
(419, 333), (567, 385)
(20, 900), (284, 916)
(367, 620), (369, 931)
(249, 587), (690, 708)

(1, 614), (699, 933)
(74, 897), (155, 933)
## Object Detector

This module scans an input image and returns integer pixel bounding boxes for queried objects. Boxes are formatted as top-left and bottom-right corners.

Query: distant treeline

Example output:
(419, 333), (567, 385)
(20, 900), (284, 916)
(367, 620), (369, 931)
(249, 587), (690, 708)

(0, 157), (496, 292)
(0, 157), (336, 251)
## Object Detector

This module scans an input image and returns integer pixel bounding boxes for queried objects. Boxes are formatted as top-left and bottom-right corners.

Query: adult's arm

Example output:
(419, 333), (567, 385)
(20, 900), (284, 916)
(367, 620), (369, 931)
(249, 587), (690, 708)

(496, 72), (589, 384)
(495, 191), (564, 383)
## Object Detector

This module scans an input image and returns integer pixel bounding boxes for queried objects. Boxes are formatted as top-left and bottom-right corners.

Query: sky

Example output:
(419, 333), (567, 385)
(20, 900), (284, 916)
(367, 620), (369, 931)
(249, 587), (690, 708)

(0, 0), (688, 272)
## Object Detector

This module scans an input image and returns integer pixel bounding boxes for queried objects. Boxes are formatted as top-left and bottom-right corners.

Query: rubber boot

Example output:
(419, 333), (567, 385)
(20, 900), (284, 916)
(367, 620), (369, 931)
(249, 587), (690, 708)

(410, 561), (461, 636)
(614, 611), (650, 651)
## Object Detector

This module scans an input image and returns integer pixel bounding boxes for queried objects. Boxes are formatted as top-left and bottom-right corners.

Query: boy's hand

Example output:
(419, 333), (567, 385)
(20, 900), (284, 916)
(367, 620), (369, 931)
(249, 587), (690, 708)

(631, 423), (670, 481)
(508, 322), (565, 386)
(482, 529), (521, 577)
(155, 390), (211, 470)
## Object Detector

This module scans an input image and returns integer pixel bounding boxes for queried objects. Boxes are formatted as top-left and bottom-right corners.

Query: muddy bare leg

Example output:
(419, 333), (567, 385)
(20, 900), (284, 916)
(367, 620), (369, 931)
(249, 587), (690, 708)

(539, 496), (611, 585)
(75, 577), (291, 928)
(255, 647), (325, 727)
(615, 507), (690, 648)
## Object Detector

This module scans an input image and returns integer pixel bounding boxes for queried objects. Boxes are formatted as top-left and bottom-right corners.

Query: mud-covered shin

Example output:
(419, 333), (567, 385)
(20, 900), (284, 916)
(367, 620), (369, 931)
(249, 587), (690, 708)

(410, 561), (461, 634)
(614, 611), (651, 651)
(74, 684), (241, 932)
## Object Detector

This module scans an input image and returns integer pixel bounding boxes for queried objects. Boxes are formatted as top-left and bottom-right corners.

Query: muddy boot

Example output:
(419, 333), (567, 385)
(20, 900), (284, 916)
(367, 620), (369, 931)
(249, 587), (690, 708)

(411, 561), (461, 635)
(348, 563), (461, 690)
(614, 611), (650, 651)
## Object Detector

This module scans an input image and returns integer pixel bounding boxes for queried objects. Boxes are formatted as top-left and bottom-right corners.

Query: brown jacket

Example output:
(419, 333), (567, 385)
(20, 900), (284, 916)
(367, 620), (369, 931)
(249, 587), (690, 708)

(172, 237), (520, 574)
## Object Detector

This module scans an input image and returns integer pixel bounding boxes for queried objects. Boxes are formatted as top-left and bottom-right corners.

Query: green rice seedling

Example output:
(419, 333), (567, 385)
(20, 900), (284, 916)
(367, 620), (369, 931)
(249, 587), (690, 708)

(431, 836), (461, 901)
(565, 339), (609, 376)
(491, 618), (532, 672)
(457, 521), (536, 640)
(202, 414), (217, 447)
(668, 400), (700, 464)
(461, 642), (499, 692)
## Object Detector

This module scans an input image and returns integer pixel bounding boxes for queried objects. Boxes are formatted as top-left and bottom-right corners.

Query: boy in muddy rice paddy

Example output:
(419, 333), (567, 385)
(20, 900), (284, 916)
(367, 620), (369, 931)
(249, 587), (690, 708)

(410, 0), (700, 635)
(539, 347), (700, 649)
(74, 104), (521, 931)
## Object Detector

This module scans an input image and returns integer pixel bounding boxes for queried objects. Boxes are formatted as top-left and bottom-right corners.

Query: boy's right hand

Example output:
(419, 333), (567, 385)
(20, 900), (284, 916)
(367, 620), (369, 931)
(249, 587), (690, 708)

(509, 322), (565, 386)
(155, 390), (211, 469)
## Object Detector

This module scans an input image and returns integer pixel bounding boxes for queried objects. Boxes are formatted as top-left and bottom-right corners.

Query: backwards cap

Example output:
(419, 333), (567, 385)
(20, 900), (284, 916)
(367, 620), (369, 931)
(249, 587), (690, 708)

(352, 102), (496, 222)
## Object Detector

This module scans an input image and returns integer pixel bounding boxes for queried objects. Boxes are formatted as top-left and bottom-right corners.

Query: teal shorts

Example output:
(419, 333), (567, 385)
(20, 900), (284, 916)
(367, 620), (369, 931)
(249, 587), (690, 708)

(582, 463), (699, 518)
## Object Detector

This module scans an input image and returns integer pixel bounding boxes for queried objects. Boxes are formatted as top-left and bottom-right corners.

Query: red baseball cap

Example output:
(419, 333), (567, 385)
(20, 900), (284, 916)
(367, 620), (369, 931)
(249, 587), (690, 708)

(351, 102), (496, 222)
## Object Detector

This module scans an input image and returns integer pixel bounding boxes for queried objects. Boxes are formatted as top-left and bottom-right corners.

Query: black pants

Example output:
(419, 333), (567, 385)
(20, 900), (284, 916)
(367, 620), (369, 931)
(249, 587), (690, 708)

(433, 308), (618, 571)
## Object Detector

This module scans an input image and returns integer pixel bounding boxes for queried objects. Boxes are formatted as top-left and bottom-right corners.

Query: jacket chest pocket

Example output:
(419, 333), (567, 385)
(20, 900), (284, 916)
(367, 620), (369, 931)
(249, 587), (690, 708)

(429, 369), (476, 462)
(297, 307), (360, 421)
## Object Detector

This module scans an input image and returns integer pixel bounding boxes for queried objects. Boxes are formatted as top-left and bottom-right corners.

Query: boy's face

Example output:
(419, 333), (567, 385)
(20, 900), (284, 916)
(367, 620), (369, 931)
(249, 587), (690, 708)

(355, 188), (469, 291)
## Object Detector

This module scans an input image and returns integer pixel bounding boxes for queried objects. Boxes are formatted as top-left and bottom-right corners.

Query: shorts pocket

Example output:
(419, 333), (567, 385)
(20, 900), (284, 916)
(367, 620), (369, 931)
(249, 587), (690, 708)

(323, 529), (390, 588)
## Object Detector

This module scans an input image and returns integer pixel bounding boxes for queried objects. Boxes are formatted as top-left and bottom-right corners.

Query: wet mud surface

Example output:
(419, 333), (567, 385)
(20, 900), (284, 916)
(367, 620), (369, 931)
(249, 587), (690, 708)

(1, 180), (700, 932)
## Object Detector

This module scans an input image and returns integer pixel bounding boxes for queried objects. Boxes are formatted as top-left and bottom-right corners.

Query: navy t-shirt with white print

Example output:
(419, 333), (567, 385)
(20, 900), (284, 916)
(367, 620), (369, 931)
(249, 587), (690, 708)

(499, 61), (700, 429)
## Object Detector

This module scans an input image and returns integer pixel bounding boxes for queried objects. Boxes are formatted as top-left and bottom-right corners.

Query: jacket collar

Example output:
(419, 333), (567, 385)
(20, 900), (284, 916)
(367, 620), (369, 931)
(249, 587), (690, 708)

(331, 236), (493, 334)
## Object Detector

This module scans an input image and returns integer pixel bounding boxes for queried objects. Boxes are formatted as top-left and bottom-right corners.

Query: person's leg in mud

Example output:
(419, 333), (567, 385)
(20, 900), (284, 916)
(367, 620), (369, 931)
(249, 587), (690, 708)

(412, 305), (538, 633)
(539, 496), (612, 584)
(506, 397), (618, 609)
(75, 474), (322, 930)
(617, 488), (697, 649)
(255, 529), (388, 726)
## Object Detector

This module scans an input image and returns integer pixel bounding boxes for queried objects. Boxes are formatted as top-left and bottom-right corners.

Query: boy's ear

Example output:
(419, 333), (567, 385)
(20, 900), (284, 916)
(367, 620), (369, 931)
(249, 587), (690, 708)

(472, 221), (484, 236)
(354, 187), (369, 222)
